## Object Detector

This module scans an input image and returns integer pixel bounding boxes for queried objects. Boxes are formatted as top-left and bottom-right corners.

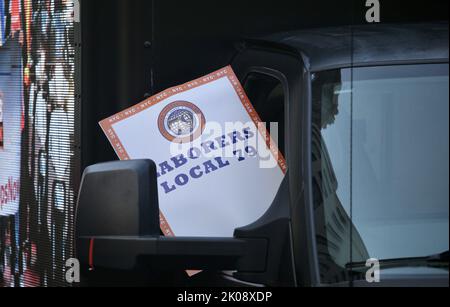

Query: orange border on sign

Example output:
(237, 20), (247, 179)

(99, 66), (287, 238)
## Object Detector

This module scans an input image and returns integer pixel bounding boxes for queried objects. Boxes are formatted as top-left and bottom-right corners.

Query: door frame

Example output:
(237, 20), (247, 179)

(232, 44), (320, 286)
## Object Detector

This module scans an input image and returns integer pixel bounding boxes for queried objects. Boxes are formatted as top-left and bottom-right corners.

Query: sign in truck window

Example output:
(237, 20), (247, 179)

(100, 66), (286, 237)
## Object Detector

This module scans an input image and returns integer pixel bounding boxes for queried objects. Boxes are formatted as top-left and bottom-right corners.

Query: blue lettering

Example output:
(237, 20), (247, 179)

(175, 174), (189, 186)
(203, 160), (219, 174)
(159, 161), (175, 176)
(243, 127), (255, 139)
(190, 166), (204, 179)
(228, 131), (247, 144)
(171, 154), (188, 169)
(215, 157), (230, 169)
(161, 181), (176, 194)
(188, 147), (202, 160)
(215, 135), (230, 148)
(201, 141), (216, 154)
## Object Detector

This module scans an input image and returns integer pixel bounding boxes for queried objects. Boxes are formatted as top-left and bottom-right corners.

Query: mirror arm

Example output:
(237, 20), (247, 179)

(76, 160), (292, 286)
(77, 236), (267, 272)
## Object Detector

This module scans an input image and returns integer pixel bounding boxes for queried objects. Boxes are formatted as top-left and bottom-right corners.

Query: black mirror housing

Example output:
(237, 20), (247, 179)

(75, 160), (292, 286)
(76, 160), (160, 238)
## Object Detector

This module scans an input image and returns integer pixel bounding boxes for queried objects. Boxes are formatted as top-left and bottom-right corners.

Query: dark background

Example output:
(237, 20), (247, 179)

(80, 0), (449, 169)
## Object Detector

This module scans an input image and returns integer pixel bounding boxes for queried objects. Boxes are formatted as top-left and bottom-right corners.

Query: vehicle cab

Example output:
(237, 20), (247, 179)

(76, 23), (449, 287)
(232, 22), (449, 287)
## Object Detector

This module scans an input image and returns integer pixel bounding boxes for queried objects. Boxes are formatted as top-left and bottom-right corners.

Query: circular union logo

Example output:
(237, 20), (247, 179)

(158, 101), (206, 143)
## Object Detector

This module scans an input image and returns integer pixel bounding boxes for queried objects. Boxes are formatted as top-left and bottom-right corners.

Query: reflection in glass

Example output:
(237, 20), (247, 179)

(312, 64), (449, 284)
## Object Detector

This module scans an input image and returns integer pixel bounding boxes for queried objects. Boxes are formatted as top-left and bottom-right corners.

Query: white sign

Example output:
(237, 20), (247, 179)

(100, 66), (286, 237)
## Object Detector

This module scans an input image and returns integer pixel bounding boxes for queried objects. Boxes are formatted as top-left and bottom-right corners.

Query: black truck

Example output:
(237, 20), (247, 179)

(76, 23), (449, 287)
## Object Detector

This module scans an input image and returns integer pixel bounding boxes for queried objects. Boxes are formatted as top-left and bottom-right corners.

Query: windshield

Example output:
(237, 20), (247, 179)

(311, 64), (449, 284)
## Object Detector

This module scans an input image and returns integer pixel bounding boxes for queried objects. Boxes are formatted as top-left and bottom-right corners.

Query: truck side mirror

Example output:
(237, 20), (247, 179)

(76, 160), (160, 269)
(75, 160), (293, 286)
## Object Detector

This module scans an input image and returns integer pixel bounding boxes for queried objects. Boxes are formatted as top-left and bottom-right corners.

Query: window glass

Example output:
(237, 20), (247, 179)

(312, 64), (449, 284)
(244, 72), (286, 157)
(352, 65), (449, 261)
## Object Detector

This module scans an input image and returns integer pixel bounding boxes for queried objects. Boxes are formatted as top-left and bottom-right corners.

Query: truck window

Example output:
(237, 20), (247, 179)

(243, 72), (286, 157)
(312, 64), (449, 284)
